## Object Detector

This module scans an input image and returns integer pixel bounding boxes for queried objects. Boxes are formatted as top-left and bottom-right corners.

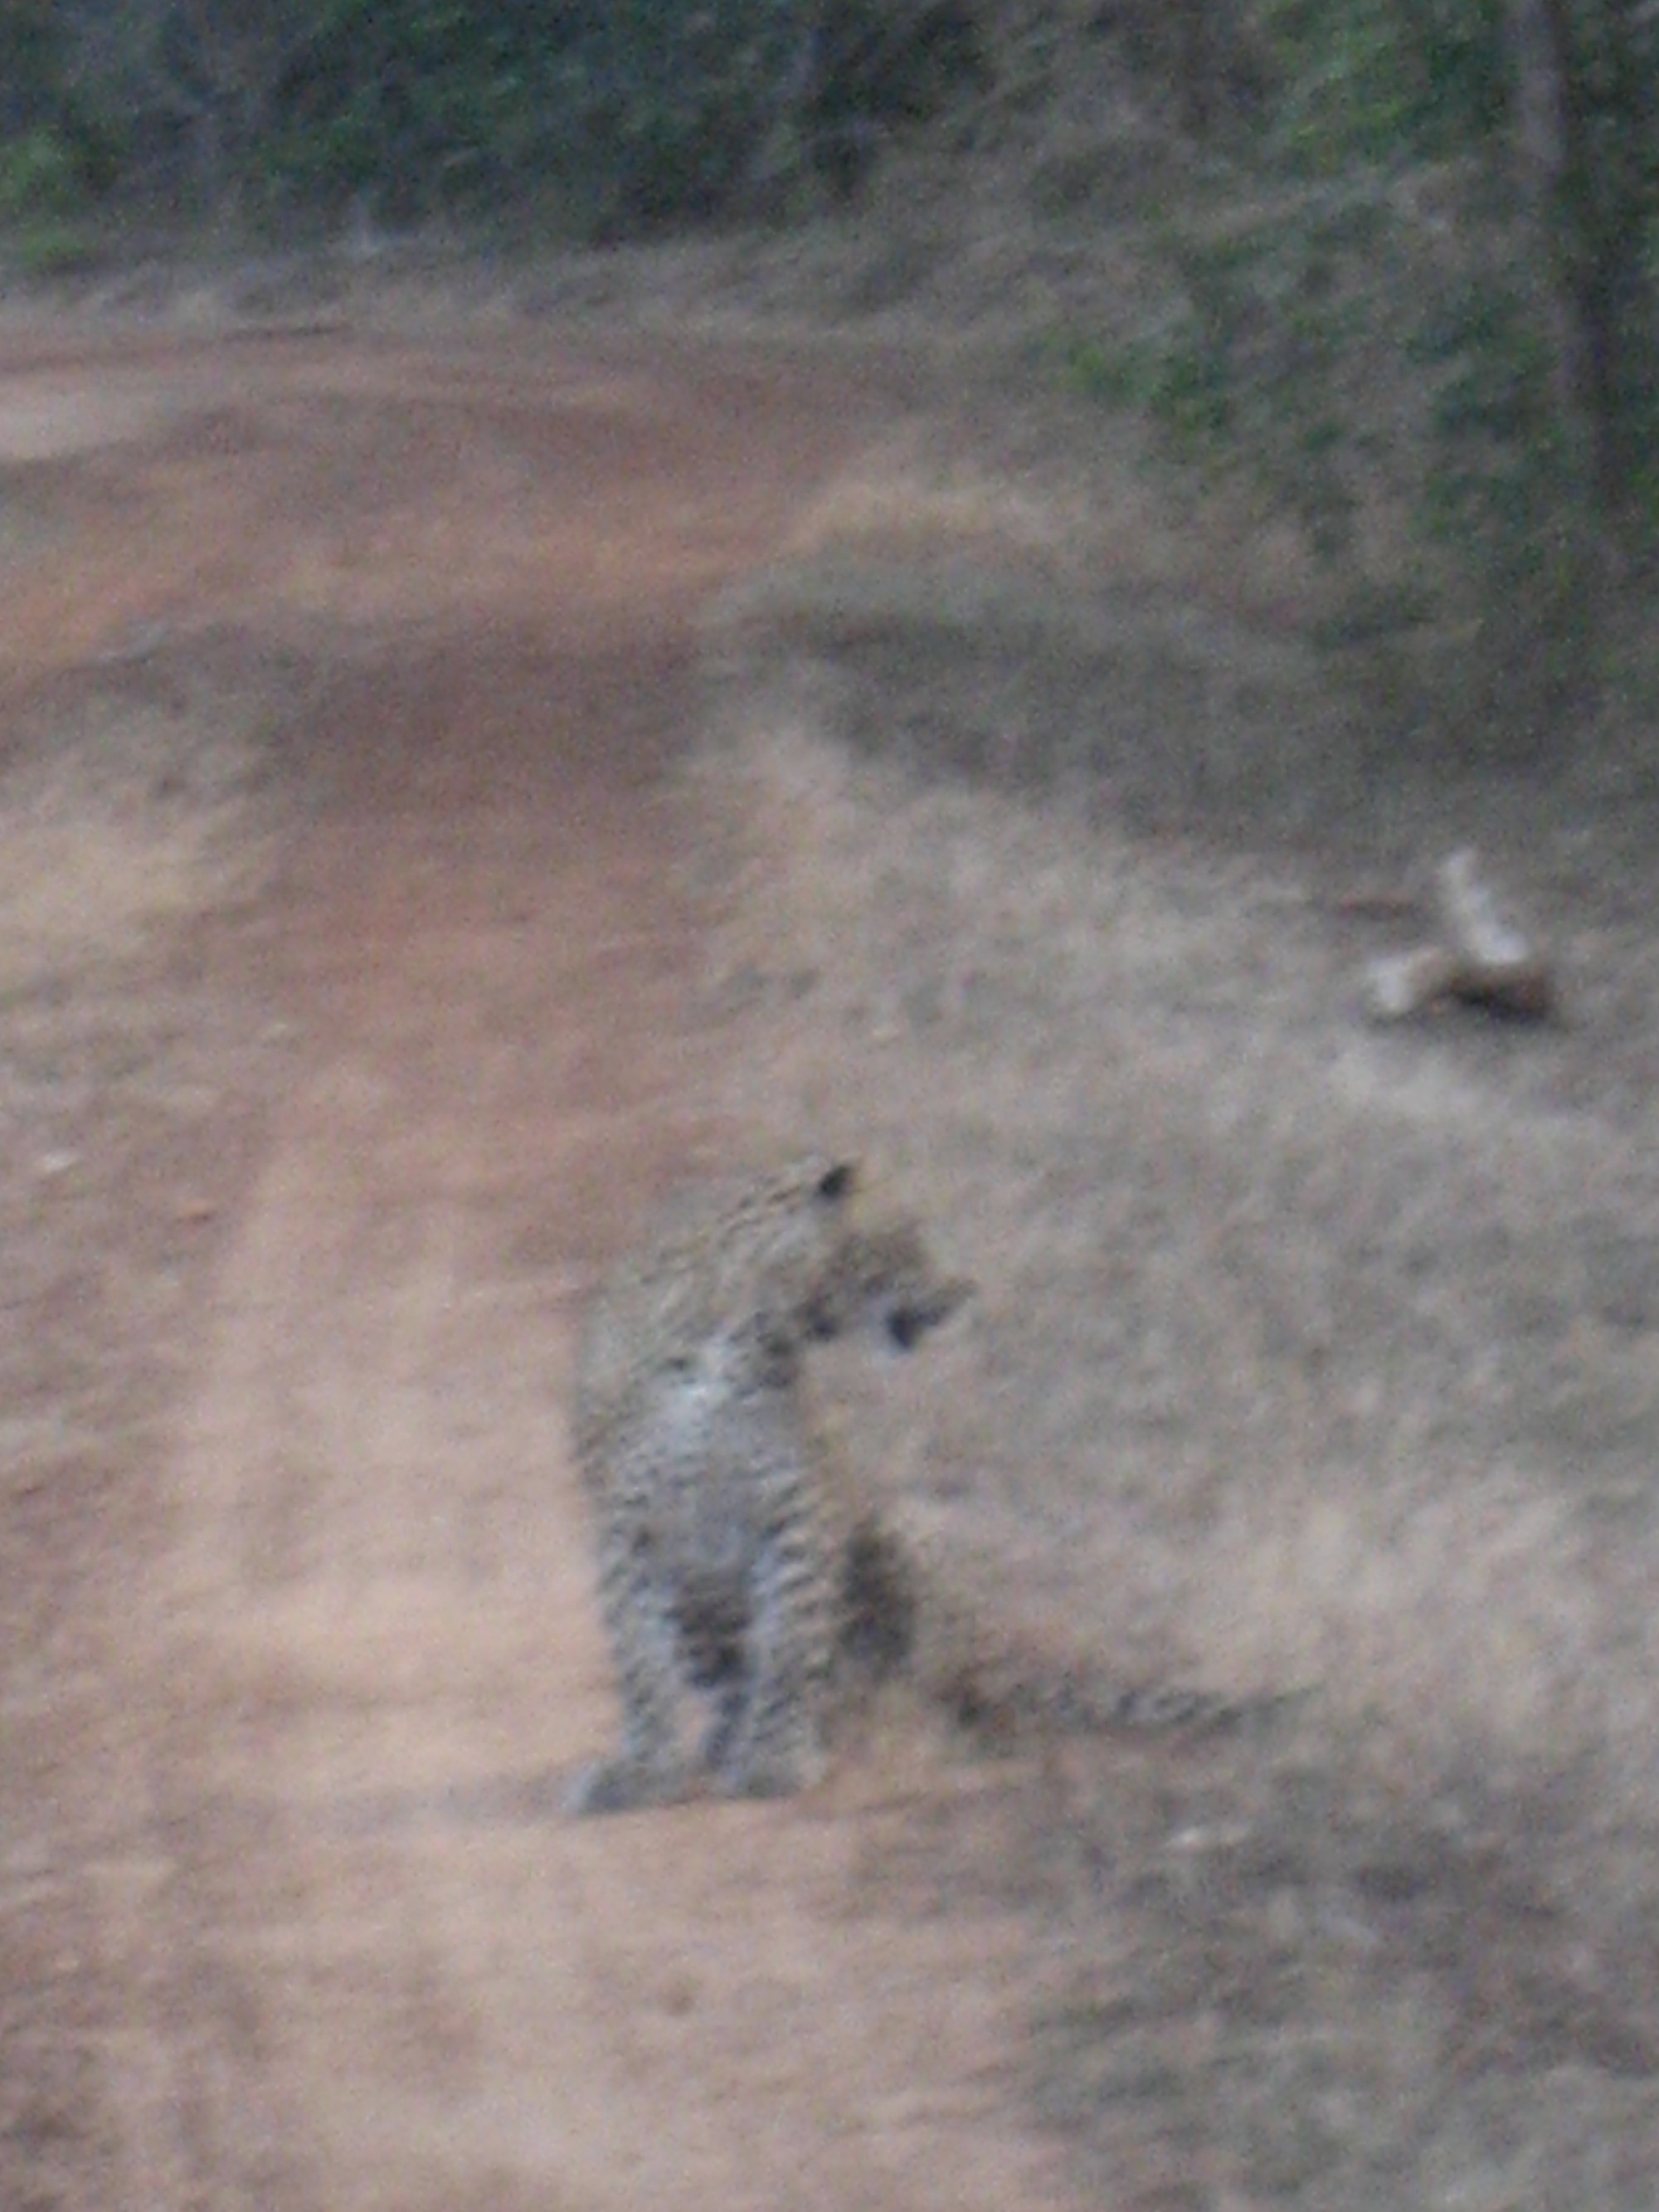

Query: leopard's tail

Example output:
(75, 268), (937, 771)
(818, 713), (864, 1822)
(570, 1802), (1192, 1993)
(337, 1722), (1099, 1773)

(836, 1502), (1311, 1747)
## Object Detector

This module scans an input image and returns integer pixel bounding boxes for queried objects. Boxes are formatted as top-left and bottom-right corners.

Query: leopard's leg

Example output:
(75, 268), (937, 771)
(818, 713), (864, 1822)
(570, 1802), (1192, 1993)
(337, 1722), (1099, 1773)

(701, 1659), (752, 1777)
(714, 1420), (835, 1800)
(567, 1524), (699, 1816)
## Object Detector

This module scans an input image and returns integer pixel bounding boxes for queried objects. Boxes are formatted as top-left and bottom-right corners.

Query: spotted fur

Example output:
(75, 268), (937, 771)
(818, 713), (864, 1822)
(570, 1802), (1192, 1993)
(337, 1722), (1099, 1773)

(567, 1155), (971, 1815)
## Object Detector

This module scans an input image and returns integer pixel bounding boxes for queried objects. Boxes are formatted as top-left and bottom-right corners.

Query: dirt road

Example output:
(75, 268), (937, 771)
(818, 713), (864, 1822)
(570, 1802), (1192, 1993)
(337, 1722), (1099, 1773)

(0, 323), (1071, 2210)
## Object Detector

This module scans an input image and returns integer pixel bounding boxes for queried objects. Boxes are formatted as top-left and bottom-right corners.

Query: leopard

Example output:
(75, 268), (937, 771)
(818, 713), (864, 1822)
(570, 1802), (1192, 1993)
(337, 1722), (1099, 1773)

(567, 1154), (972, 1816)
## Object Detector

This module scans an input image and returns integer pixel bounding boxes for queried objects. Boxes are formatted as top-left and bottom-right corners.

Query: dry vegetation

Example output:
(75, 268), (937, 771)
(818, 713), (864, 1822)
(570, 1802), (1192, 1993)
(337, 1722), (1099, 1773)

(684, 427), (1659, 2204)
(0, 631), (293, 2210)
(0, 670), (275, 986)
(2, 183), (1655, 2187)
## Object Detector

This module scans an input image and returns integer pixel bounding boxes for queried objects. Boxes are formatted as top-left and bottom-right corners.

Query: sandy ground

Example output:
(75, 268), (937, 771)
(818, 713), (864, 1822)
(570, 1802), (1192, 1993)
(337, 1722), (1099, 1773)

(0, 321), (1075, 2210)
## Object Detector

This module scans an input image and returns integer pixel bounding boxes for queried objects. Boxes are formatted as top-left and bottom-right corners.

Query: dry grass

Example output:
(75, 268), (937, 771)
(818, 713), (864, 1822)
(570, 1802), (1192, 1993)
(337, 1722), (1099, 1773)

(684, 437), (1659, 2201)
(0, 646), (290, 1527)
(0, 643), (295, 2212)
(0, 656), (278, 992)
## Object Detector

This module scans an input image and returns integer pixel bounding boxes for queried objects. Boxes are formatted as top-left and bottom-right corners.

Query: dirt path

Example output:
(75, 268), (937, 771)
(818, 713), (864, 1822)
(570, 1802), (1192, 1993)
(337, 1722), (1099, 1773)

(0, 324), (1073, 2210)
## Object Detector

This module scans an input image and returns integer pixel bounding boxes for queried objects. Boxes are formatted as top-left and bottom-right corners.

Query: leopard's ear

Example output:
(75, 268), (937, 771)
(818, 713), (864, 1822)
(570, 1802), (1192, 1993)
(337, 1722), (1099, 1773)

(816, 1160), (858, 1206)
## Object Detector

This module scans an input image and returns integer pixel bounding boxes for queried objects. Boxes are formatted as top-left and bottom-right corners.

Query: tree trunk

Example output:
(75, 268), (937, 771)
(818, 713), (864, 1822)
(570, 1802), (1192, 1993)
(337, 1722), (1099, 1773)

(1504, 0), (1603, 502)
(1177, 0), (1214, 137)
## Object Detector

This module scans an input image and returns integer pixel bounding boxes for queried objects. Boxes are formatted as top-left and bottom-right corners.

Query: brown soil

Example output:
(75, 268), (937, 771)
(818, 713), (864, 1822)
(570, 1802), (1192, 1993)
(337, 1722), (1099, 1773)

(0, 322), (1073, 2210)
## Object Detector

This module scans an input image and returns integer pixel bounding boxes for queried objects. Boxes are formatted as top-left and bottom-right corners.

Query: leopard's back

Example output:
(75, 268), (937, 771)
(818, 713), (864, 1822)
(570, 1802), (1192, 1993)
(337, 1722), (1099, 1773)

(572, 1153), (855, 1490)
(567, 1154), (970, 1815)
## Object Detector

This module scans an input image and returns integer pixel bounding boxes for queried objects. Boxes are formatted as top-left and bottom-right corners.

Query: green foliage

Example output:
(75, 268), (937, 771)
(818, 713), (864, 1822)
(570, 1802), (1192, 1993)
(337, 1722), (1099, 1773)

(0, 128), (80, 224)
(268, 1), (578, 219)
(0, 127), (97, 275)
(1258, 0), (1507, 170)
(12, 0), (981, 237)
(1071, 0), (1659, 749)
(0, 4), (74, 133)
(1070, 191), (1384, 560)
(547, 0), (812, 232)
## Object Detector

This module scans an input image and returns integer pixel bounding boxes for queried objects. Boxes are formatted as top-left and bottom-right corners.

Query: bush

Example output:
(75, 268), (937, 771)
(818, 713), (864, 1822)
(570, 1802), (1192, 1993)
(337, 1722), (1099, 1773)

(1068, 0), (1659, 752)
(0, 126), (98, 275)
(29, 0), (985, 236)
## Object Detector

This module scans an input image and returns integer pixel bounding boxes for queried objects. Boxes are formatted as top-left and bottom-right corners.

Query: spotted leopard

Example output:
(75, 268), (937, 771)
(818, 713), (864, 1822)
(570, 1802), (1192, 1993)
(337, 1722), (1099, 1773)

(567, 1155), (971, 1815)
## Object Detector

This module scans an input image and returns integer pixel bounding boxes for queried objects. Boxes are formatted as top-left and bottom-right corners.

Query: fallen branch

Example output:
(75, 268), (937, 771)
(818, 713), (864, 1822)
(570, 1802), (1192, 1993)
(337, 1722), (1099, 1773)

(1361, 848), (1556, 1023)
